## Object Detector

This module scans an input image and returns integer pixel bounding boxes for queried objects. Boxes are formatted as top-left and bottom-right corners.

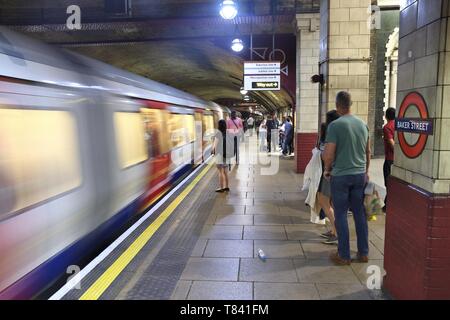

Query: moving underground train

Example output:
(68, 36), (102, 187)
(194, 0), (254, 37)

(0, 27), (230, 299)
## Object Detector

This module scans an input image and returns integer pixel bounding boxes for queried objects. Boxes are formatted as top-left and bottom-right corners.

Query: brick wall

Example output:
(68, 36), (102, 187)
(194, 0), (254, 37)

(384, 177), (450, 299)
(295, 132), (318, 173)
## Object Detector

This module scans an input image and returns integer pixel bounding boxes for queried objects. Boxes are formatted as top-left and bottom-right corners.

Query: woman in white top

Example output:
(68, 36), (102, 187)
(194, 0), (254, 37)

(258, 118), (267, 152)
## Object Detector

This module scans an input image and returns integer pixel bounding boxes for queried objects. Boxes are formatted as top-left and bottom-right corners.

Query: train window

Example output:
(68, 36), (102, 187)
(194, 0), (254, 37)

(184, 114), (195, 142)
(168, 113), (193, 148)
(203, 114), (215, 137)
(140, 108), (170, 157)
(0, 108), (81, 216)
(114, 112), (148, 168)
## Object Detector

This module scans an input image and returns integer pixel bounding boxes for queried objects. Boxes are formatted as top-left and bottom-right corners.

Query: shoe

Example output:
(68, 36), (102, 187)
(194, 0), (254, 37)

(352, 254), (369, 263)
(323, 235), (338, 245)
(320, 231), (333, 239)
(215, 189), (225, 193)
(223, 188), (230, 192)
(329, 252), (351, 266)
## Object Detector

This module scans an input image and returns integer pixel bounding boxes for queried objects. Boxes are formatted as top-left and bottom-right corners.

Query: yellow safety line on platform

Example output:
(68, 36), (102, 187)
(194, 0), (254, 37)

(79, 163), (213, 300)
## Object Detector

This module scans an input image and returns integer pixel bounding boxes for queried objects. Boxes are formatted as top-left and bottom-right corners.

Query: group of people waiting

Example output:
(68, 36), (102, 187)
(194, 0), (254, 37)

(212, 91), (395, 265)
(257, 114), (294, 156)
(307, 91), (395, 265)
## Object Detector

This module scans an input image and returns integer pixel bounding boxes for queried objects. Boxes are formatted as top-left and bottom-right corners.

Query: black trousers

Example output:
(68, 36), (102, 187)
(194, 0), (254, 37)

(383, 160), (393, 205)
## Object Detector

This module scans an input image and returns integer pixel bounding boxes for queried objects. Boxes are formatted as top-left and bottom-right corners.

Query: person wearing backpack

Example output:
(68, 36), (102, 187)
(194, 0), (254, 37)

(213, 119), (233, 193)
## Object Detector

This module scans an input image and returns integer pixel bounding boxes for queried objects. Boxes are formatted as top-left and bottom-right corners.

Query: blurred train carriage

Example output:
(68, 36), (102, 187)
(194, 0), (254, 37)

(0, 27), (230, 299)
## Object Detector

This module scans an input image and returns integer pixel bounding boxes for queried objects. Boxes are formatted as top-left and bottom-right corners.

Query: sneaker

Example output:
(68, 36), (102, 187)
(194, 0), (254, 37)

(320, 231), (333, 239)
(330, 252), (351, 266)
(215, 189), (225, 193)
(323, 235), (338, 245)
(223, 188), (230, 192)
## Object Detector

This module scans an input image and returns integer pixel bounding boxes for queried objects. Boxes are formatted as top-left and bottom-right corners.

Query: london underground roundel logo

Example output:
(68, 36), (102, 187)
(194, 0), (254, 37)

(396, 92), (433, 159)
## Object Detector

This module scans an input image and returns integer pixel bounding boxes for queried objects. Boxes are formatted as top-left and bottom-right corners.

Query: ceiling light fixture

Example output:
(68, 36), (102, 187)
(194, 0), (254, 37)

(231, 38), (244, 52)
(220, 0), (238, 20)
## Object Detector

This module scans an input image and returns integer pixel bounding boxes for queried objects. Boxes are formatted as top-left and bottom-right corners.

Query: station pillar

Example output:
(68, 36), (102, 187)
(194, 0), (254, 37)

(384, 0), (450, 300)
(318, 0), (372, 123)
(295, 13), (320, 173)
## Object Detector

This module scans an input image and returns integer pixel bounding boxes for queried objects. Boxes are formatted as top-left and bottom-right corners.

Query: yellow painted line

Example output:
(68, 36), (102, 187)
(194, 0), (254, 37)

(79, 163), (213, 300)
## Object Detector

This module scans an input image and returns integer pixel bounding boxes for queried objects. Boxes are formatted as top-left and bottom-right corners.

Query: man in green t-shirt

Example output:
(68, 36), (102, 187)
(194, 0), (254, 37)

(323, 91), (371, 265)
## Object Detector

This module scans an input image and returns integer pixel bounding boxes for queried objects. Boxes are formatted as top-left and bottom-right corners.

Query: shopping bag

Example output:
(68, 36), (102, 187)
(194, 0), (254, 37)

(364, 182), (384, 221)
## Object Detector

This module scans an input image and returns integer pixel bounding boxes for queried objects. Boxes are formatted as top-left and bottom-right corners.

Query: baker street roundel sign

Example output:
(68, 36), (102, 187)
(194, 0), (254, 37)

(395, 92), (433, 159)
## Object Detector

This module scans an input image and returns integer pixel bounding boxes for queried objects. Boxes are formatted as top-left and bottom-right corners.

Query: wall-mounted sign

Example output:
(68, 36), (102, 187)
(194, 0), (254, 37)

(396, 92), (433, 159)
(244, 75), (281, 91)
(244, 62), (281, 75)
(395, 118), (433, 135)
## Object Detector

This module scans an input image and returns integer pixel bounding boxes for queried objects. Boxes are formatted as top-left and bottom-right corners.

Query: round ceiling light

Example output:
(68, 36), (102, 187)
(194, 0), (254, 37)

(231, 38), (244, 52)
(220, 0), (238, 20)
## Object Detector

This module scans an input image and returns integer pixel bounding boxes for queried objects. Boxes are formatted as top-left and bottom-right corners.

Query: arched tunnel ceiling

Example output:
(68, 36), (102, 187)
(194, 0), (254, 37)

(0, 0), (321, 112)
(68, 39), (293, 111)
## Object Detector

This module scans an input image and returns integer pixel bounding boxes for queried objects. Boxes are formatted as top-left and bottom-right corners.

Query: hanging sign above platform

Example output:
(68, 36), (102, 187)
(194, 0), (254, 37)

(244, 62), (281, 75)
(244, 75), (281, 91)
(243, 61), (281, 91)
(396, 92), (433, 159)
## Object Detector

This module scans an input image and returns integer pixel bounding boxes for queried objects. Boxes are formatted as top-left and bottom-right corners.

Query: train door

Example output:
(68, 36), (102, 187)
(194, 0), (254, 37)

(167, 106), (195, 183)
(202, 111), (215, 159)
(140, 103), (171, 209)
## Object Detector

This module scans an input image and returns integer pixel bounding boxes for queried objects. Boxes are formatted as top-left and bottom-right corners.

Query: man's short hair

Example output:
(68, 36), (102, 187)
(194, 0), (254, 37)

(336, 91), (352, 109)
(385, 107), (396, 121)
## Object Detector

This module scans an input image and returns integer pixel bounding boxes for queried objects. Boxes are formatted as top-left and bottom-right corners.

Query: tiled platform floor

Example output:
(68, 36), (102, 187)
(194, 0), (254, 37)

(171, 136), (388, 300)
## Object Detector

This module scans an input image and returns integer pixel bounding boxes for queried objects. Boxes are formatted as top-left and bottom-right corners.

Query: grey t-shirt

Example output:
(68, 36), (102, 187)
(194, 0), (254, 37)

(325, 115), (369, 176)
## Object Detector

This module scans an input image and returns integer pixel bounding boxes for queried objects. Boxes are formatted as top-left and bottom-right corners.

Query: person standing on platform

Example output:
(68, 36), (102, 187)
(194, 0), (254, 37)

(282, 117), (294, 156)
(323, 91), (371, 265)
(258, 118), (267, 152)
(226, 111), (243, 164)
(279, 116), (287, 149)
(273, 115), (280, 151)
(383, 107), (396, 212)
(318, 110), (340, 245)
(266, 114), (278, 153)
(212, 120), (232, 193)
(247, 116), (255, 136)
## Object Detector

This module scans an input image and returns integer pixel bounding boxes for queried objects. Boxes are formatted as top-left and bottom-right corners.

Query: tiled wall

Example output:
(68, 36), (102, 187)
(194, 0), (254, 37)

(295, 132), (318, 173)
(392, 0), (450, 194)
(384, 0), (450, 300)
(320, 0), (372, 123)
(384, 176), (450, 299)
(296, 13), (321, 133)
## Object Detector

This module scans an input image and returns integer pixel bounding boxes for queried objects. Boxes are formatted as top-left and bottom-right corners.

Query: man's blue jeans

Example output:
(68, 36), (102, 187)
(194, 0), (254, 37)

(331, 174), (369, 260)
